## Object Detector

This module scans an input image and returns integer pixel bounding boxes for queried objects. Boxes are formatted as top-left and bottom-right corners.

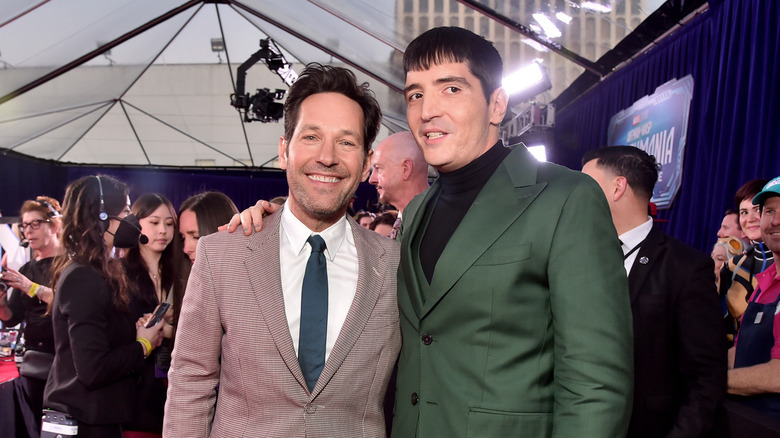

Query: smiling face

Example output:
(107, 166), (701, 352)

(279, 92), (371, 231)
(739, 198), (763, 242)
(404, 62), (507, 173)
(761, 197), (780, 257)
(139, 204), (175, 254)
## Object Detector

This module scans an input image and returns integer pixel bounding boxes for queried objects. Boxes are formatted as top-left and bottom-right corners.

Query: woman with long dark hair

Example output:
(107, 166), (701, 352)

(43, 175), (164, 438)
(122, 193), (184, 436)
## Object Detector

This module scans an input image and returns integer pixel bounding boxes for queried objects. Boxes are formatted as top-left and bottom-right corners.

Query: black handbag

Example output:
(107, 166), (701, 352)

(19, 350), (54, 380)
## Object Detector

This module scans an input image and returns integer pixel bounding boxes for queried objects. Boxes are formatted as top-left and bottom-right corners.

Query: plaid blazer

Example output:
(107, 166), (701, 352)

(164, 209), (401, 437)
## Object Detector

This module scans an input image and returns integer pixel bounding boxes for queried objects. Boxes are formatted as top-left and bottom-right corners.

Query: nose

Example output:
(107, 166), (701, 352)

(420, 94), (441, 122)
(368, 167), (378, 185)
(317, 141), (338, 167)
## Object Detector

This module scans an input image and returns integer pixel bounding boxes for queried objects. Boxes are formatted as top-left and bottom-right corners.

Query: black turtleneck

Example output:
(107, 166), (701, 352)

(420, 140), (510, 283)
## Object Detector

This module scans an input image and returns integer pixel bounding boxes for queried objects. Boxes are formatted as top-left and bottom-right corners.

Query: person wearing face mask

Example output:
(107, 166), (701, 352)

(0, 196), (62, 434)
(121, 193), (184, 436)
(43, 175), (165, 438)
(721, 179), (773, 341)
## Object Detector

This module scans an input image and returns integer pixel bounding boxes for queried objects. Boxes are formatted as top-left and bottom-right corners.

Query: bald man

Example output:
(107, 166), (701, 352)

(368, 132), (430, 214)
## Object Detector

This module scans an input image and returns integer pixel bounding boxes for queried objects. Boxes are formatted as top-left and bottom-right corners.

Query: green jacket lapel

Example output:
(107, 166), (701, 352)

(423, 145), (547, 317)
(399, 184), (439, 321)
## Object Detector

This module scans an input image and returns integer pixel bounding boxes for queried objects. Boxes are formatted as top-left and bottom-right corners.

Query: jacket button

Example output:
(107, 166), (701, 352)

(411, 392), (419, 405)
(421, 333), (433, 345)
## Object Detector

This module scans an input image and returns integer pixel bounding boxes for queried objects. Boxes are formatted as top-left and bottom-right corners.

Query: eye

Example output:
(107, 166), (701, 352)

(406, 92), (422, 102)
(445, 86), (461, 94)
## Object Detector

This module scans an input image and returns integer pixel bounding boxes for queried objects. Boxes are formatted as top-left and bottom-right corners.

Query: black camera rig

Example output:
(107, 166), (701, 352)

(230, 38), (297, 123)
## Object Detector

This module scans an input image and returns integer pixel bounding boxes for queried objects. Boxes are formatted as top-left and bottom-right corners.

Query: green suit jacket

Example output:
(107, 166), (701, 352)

(391, 145), (633, 438)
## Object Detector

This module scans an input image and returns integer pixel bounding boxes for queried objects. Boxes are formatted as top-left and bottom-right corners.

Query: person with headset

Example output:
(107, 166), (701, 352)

(0, 196), (62, 433)
(42, 175), (165, 438)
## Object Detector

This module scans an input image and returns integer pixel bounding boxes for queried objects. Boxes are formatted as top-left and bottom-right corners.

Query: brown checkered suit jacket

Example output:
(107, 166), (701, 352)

(163, 209), (401, 437)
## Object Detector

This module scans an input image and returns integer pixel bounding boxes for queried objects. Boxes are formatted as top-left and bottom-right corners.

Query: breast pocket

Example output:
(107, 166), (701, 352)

(473, 242), (532, 266)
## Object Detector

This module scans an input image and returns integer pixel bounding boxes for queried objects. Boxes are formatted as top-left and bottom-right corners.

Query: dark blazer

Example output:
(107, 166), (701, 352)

(392, 145), (634, 438)
(627, 226), (727, 438)
(44, 263), (145, 425)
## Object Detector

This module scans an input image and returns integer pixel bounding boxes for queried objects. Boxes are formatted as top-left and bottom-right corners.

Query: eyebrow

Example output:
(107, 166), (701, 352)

(298, 124), (361, 140)
(404, 75), (473, 95)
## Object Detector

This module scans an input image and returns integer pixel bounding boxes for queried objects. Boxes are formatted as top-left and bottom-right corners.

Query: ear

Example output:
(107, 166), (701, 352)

(49, 219), (61, 236)
(401, 158), (413, 180)
(360, 149), (373, 182)
(613, 176), (629, 202)
(489, 87), (509, 125)
(277, 136), (288, 170)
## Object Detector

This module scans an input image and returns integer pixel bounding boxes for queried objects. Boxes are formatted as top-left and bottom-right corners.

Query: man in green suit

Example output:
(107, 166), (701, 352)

(391, 27), (634, 437)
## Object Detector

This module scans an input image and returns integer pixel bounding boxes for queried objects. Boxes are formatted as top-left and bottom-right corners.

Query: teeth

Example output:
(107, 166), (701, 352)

(308, 175), (340, 183)
(426, 132), (444, 139)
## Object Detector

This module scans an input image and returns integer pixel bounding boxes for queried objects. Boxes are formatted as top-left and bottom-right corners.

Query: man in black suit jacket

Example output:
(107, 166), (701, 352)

(583, 146), (727, 437)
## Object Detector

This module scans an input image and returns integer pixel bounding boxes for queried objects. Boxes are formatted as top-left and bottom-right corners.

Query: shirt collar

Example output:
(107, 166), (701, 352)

(281, 205), (347, 261)
(757, 263), (779, 293)
(619, 216), (653, 252)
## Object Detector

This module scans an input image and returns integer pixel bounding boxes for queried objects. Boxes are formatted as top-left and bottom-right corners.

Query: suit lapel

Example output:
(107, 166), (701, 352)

(628, 226), (665, 305)
(244, 210), (308, 390)
(314, 218), (387, 395)
(401, 184), (439, 320)
(422, 146), (546, 317)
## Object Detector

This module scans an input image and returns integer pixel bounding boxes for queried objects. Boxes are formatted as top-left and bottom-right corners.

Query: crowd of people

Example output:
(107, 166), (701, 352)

(0, 25), (779, 438)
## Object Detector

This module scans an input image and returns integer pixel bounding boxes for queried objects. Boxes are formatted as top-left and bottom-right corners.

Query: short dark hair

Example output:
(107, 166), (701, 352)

(283, 63), (381, 153)
(404, 27), (503, 101)
(370, 212), (397, 231)
(733, 178), (769, 207)
(724, 208), (742, 230)
(582, 146), (660, 201)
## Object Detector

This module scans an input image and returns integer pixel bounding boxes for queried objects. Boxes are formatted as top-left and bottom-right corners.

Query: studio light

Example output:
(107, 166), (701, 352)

(521, 38), (549, 53)
(502, 61), (552, 102)
(210, 38), (225, 52)
(527, 145), (547, 162)
(532, 13), (562, 39)
(555, 12), (573, 24)
(211, 38), (225, 63)
(581, 1), (612, 13)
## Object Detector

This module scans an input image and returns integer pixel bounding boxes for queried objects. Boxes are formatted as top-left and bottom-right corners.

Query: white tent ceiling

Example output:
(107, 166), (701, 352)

(0, 0), (679, 168)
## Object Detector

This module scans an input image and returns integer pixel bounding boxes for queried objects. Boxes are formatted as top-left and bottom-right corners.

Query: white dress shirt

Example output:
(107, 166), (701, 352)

(279, 206), (358, 362)
(619, 216), (654, 276)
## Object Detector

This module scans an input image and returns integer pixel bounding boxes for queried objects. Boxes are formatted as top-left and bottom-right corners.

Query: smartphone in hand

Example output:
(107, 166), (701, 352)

(145, 302), (171, 328)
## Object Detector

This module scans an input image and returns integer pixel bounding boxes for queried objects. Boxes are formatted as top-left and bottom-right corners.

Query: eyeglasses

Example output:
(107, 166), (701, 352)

(20, 219), (51, 231)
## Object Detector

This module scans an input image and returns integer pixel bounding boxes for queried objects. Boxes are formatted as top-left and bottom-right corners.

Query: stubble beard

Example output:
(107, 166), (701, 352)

(287, 174), (356, 224)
